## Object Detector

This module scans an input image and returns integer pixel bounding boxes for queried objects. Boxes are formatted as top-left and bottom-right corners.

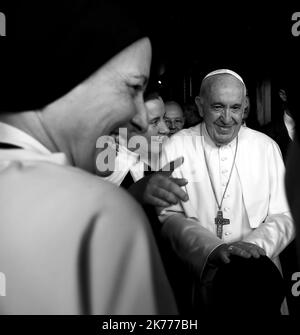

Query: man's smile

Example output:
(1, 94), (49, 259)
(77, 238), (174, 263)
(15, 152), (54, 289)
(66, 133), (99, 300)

(215, 124), (235, 133)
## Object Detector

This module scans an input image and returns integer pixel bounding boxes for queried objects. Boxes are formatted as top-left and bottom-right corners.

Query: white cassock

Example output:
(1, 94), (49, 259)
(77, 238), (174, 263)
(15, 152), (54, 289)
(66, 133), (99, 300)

(0, 122), (177, 315)
(159, 122), (295, 276)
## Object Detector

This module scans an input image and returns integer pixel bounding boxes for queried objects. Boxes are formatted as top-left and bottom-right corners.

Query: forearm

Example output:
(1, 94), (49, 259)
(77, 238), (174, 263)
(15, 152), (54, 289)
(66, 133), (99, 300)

(242, 213), (295, 258)
(160, 213), (224, 277)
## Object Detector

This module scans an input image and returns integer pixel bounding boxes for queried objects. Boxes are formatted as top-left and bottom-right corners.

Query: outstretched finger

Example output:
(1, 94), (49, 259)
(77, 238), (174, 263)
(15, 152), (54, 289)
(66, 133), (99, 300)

(169, 177), (188, 187)
(159, 156), (184, 176)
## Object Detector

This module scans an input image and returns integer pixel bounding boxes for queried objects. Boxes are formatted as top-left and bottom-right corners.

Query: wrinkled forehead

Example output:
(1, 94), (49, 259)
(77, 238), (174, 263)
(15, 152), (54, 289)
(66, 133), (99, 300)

(165, 103), (183, 118)
(145, 97), (165, 117)
(203, 74), (246, 101)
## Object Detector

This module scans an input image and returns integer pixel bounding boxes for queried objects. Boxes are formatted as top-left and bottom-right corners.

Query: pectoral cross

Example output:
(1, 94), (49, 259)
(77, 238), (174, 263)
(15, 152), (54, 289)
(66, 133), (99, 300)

(215, 210), (230, 239)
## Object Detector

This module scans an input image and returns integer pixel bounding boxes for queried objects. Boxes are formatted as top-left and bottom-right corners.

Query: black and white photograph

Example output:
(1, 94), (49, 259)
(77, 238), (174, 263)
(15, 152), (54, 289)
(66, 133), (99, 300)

(0, 0), (300, 331)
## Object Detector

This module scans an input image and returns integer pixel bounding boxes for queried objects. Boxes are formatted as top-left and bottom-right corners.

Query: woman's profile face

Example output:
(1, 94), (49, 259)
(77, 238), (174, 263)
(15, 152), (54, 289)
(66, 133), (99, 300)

(53, 37), (152, 173)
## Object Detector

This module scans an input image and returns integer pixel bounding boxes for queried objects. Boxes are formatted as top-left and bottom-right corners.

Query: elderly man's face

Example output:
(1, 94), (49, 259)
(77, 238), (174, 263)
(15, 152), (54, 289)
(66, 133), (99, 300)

(197, 75), (245, 146)
(164, 103), (185, 135)
(143, 98), (169, 154)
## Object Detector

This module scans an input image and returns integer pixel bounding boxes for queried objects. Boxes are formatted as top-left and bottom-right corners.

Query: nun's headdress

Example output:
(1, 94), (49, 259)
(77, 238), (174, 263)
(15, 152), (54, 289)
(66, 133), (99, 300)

(0, 1), (145, 111)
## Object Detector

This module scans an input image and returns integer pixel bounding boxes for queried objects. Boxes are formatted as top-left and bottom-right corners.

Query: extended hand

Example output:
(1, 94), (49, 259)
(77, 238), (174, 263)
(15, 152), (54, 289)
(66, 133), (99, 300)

(208, 242), (266, 267)
(227, 241), (266, 258)
(128, 157), (189, 208)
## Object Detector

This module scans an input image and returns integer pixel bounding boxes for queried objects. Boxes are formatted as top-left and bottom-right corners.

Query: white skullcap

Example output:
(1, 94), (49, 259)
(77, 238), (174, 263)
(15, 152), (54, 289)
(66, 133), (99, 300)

(202, 69), (245, 85)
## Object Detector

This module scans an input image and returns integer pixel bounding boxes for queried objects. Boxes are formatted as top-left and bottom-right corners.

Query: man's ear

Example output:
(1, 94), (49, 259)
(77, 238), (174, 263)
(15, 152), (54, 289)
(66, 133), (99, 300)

(242, 96), (248, 119)
(195, 96), (204, 117)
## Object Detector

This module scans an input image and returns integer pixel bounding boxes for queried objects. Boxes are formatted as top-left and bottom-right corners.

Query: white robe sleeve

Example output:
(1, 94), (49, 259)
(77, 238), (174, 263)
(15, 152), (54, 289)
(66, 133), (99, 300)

(242, 140), (295, 258)
(159, 136), (224, 278)
(160, 212), (224, 278)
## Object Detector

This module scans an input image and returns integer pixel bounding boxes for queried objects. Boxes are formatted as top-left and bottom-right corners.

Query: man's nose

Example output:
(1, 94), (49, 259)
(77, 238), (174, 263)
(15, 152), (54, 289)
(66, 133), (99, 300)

(158, 119), (170, 135)
(169, 120), (177, 129)
(222, 108), (232, 123)
(131, 103), (149, 134)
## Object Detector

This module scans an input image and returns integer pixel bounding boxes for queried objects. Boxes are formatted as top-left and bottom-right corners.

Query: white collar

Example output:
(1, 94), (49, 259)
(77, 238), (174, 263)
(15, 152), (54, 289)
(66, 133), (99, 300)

(0, 121), (52, 154)
(0, 121), (70, 165)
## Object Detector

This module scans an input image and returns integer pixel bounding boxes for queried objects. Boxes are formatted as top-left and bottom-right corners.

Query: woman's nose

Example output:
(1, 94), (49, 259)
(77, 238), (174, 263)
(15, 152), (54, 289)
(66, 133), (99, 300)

(131, 103), (149, 134)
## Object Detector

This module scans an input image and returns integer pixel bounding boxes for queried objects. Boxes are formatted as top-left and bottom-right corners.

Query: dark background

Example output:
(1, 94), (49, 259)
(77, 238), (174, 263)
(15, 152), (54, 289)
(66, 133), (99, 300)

(1, 1), (299, 122)
(131, 2), (300, 125)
